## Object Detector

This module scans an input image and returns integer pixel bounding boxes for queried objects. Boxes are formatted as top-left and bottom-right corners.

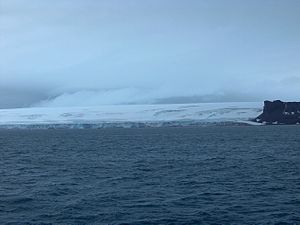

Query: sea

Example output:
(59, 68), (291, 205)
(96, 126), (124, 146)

(0, 126), (299, 225)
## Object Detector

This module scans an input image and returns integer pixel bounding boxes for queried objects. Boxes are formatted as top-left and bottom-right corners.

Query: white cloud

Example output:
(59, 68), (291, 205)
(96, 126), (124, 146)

(0, 0), (300, 107)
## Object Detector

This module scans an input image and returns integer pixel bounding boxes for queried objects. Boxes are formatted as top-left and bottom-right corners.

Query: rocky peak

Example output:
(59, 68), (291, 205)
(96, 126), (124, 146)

(256, 100), (300, 124)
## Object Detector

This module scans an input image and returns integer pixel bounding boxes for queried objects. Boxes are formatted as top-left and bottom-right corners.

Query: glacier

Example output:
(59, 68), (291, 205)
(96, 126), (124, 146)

(0, 102), (263, 128)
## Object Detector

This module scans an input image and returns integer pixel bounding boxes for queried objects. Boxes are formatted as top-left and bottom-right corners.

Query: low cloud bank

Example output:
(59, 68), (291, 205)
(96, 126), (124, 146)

(36, 77), (300, 107)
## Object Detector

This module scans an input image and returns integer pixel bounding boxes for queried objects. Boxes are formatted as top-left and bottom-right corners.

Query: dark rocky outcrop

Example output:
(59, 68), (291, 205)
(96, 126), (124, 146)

(255, 100), (300, 124)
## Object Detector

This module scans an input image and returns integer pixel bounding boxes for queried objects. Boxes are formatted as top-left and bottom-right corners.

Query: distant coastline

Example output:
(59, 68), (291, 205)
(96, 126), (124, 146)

(1, 101), (299, 129)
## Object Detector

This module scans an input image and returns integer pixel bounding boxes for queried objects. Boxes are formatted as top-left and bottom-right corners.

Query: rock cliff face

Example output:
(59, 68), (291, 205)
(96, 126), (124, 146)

(256, 100), (300, 124)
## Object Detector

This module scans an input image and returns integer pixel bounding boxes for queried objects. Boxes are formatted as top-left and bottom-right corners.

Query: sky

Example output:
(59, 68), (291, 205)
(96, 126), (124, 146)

(1, 0), (300, 108)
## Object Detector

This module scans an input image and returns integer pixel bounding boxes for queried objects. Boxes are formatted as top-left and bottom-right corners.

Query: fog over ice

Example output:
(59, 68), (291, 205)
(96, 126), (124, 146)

(1, 0), (300, 108)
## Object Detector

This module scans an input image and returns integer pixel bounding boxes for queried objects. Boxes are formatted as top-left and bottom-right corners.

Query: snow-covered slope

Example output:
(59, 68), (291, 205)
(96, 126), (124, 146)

(0, 102), (263, 128)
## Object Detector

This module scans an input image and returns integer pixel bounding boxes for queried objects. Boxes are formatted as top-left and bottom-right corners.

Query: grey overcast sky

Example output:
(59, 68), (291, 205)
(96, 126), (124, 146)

(1, 0), (300, 108)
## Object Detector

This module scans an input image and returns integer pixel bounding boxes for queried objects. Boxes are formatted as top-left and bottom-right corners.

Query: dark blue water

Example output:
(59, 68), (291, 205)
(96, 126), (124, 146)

(0, 126), (300, 225)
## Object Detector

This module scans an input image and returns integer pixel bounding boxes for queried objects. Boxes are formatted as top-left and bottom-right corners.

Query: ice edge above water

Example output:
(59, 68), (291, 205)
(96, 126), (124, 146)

(0, 102), (263, 128)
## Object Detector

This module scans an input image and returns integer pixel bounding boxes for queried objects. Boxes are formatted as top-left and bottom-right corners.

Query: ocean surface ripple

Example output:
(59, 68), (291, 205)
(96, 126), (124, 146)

(0, 126), (299, 224)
